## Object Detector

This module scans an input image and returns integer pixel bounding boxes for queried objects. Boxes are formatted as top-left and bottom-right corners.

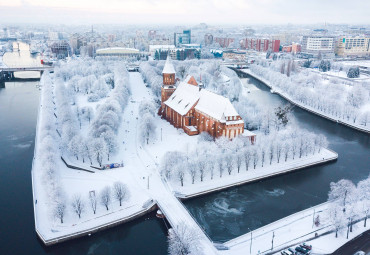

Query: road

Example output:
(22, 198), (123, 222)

(331, 230), (370, 255)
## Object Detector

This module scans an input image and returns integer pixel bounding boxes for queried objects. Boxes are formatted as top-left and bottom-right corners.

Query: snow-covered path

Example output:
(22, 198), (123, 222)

(123, 72), (218, 254)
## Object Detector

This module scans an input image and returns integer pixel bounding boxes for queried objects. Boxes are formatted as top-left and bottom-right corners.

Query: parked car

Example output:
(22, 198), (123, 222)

(281, 251), (289, 255)
(353, 251), (365, 255)
(285, 249), (295, 255)
(295, 246), (309, 254)
(301, 243), (312, 250)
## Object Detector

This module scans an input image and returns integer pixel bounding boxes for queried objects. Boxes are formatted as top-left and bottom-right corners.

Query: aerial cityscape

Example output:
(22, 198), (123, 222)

(0, 0), (369, 255)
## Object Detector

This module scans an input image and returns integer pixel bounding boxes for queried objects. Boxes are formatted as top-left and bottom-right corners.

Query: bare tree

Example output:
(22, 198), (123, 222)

(357, 177), (370, 227)
(253, 148), (259, 169)
(260, 146), (265, 167)
(235, 151), (243, 173)
(225, 154), (234, 175)
(197, 158), (207, 182)
(100, 186), (111, 211)
(276, 142), (282, 163)
(291, 139), (297, 160)
(177, 167), (185, 186)
(113, 182), (128, 206)
(71, 194), (85, 219)
(218, 156), (224, 177)
(168, 222), (201, 255)
(54, 200), (66, 224)
(283, 142), (290, 162)
(244, 148), (251, 171)
(269, 143), (274, 165)
(188, 162), (197, 184)
(89, 191), (97, 214)
(207, 160), (214, 180)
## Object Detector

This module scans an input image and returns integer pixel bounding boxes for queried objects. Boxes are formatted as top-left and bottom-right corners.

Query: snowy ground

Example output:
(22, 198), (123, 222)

(243, 69), (370, 133)
(311, 69), (369, 81)
(341, 60), (370, 68)
(220, 202), (370, 255)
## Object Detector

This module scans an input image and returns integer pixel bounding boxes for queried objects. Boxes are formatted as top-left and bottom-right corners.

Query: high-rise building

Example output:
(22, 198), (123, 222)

(174, 30), (191, 47)
(336, 36), (370, 57)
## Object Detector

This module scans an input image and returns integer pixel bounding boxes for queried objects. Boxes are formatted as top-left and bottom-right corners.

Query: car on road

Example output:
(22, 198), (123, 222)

(353, 251), (365, 255)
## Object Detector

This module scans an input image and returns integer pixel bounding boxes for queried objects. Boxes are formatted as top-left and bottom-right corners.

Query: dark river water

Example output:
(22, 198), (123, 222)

(0, 49), (369, 254)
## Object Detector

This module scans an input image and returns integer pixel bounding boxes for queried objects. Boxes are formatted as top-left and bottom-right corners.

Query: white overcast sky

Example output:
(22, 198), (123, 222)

(0, 0), (369, 25)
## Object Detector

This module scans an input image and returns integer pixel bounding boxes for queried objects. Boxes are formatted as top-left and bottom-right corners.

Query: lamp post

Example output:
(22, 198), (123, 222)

(248, 228), (253, 254)
(271, 231), (275, 250)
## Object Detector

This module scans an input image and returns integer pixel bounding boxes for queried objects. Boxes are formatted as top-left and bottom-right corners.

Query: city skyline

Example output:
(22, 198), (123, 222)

(0, 0), (369, 25)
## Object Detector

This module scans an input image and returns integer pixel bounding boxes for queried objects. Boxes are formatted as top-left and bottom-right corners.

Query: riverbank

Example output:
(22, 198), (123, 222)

(242, 69), (370, 134)
(221, 201), (370, 255)
(174, 148), (337, 200)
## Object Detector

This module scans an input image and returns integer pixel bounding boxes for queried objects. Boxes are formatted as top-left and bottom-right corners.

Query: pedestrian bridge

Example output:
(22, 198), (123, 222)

(0, 66), (54, 72)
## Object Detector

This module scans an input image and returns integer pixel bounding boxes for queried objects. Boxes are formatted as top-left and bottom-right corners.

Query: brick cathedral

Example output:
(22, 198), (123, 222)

(159, 56), (255, 142)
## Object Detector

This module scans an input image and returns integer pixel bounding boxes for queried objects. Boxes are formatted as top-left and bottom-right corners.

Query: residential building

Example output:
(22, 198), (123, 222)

(301, 35), (335, 57)
(336, 36), (370, 57)
(214, 37), (234, 48)
(292, 43), (301, 54)
(240, 38), (280, 52)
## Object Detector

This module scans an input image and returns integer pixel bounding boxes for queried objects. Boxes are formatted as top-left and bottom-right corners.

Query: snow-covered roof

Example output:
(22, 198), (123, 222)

(242, 129), (256, 137)
(96, 47), (140, 54)
(164, 82), (200, 116)
(195, 90), (239, 122)
(183, 75), (193, 84)
(162, 55), (176, 74)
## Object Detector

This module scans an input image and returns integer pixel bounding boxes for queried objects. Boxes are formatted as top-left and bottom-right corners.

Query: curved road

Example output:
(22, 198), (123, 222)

(331, 230), (370, 255)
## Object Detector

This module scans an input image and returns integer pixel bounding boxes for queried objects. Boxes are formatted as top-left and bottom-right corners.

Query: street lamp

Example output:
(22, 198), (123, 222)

(248, 228), (253, 254)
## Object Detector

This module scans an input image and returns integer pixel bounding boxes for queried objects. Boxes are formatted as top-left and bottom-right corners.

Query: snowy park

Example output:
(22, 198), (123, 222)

(31, 58), (365, 255)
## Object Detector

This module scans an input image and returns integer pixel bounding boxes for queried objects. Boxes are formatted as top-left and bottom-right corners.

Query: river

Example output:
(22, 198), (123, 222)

(1, 47), (369, 253)
(183, 75), (370, 242)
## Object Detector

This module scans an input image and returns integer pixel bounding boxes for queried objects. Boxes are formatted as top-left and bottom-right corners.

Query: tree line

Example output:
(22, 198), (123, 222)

(161, 128), (328, 187)
(326, 175), (370, 239)
(250, 63), (370, 128)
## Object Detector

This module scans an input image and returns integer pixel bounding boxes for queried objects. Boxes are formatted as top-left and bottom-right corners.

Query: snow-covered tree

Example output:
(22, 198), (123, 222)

(168, 222), (202, 255)
(113, 182), (128, 206)
(100, 186), (111, 211)
(89, 191), (97, 214)
(71, 194), (84, 219)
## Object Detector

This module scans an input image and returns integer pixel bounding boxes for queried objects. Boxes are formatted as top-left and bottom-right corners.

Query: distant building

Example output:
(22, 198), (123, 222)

(240, 38), (280, 52)
(96, 47), (148, 59)
(301, 35), (335, 57)
(282, 45), (292, 52)
(336, 36), (370, 57)
(204, 33), (214, 45)
(148, 30), (157, 40)
(149, 45), (176, 58)
(50, 41), (71, 59)
(154, 45), (200, 61)
(159, 56), (250, 140)
(174, 30), (191, 47)
(292, 43), (301, 54)
(214, 37), (235, 48)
